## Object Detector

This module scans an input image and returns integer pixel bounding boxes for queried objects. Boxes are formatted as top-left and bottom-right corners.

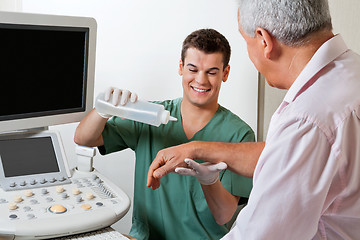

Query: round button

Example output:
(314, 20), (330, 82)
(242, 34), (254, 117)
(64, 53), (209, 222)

(9, 214), (18, 219)
(72, 188), (81, 195)
(30, 179), (37, 185)
(41, 189), (49, 195)
(9, 202), (18, 210)
(30, 199), (39, 204)
(85, 192), (94, 200)
(56, 186), (65, 193)
(24, 190), (34, 197)
(27, 213), (35, 219)
(81, 204), (92, 210)
(49, 204), (67, 214)
(23, 206), (31, 211)
(46, 197), (53, 202)
(13, 196), (23, 203)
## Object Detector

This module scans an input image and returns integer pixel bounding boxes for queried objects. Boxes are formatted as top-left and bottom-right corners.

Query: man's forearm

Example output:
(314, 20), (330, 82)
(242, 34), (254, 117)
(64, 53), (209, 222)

(191, 141), (265, 178)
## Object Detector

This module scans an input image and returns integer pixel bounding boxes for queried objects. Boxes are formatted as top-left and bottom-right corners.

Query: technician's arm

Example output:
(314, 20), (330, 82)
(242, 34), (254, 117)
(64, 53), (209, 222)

(74, 108), (107, 147)
(147, 141), (265, 189)
(201, 180), (240, 225)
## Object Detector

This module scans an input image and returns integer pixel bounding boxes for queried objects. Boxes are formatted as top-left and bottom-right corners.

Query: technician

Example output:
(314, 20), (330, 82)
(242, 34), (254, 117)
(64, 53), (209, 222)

(74, 29), (255, 239)
(147, 0), (360, 239)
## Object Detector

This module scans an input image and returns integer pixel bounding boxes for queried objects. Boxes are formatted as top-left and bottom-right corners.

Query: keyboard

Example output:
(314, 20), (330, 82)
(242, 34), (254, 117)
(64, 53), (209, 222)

(50, 227), (130, 240)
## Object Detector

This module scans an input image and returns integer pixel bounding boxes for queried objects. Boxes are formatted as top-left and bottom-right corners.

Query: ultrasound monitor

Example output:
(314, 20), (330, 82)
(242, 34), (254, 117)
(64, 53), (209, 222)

(0, 11), (97, 133)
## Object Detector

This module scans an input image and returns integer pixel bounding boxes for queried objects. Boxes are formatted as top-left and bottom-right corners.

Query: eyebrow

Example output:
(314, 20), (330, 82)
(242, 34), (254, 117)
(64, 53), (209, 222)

(186, 63), (220, 71)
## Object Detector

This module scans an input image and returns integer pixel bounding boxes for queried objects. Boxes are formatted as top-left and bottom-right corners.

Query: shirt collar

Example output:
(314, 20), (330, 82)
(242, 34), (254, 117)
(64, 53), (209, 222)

(283, 34), (348, 104)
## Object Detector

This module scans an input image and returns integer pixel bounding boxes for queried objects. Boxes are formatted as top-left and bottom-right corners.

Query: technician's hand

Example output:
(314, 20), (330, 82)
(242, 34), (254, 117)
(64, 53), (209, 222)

(96, 86), (138, 119)
(175, 158), (227, 185)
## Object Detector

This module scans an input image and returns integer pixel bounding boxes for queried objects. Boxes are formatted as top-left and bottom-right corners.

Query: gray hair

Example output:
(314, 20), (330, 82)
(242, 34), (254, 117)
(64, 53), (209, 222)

(237, 0), (333, 46)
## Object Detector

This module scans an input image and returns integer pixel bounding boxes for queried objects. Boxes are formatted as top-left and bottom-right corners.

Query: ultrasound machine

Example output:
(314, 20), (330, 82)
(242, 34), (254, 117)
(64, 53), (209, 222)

(0, 11), (131, 239)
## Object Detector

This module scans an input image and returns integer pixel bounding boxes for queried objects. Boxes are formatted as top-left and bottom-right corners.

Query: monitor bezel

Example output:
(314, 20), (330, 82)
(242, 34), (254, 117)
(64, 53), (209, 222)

(0, 11), (97, 133)
(0, 130), (71, 191)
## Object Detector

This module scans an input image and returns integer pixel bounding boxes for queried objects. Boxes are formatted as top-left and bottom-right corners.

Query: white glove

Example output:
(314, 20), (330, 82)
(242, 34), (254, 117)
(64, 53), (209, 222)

(96, 86), (138, 119)
(175, 158), (227, 185)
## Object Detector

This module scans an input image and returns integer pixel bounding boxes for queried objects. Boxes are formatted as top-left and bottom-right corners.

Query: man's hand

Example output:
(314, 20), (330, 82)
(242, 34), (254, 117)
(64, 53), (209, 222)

(147, 143), (194, 190)
(96, 86), (138, 118)
(175, 158), (227, 185)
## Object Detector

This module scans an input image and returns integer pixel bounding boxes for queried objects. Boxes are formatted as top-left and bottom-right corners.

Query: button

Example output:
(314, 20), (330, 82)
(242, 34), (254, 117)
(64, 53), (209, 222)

(41, 189), (49, 195)
(9, 214), (18, 219)
(30, 179), (37, 185)
(81, 204), (91, 210)
(9, 202), (18, 210)
(0, 198), (7, 204)
(96, 202), (104, 207)
(85, 192), (94, 200)
(27, 213), (35, 219)
(56, 186), (65, 193)
(76, 196), (83, 203)
(40, 179), (47, 184)
(46, 197), (53, 202)
(9, 182), (16, 188)
(72, 188), (81, 195)
(59, 177), (67, 182)
(49, 178), (56, 183)
(13, 196), (23, 203)
(61, 193), (68, 199)
(24, 190), (34, 197)
(20, 181), (26, 186)
(30, 199), (38, 204)
(23, 206), (31, 211)
(49, 204), (67, 214)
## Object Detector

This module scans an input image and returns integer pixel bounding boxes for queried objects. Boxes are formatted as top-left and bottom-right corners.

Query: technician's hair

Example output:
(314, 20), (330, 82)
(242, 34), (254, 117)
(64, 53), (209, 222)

(237, 0), (333, 46)
(181, 28), (231, 70)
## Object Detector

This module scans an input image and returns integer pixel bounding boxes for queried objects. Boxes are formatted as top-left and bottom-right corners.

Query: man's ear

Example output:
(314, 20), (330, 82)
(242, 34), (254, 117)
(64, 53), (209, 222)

(222, 65), (230, 83)
(178, 59), (183, 76)
(255, 27), (273, 59)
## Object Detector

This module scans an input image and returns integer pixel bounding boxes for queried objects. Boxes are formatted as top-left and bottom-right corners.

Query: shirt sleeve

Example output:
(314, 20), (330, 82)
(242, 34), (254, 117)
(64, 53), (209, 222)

(99, 116), (142, 155)
(227, 116), (336, 239)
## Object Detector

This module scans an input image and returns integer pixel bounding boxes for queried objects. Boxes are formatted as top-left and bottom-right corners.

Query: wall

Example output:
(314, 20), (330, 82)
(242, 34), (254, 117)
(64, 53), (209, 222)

(13, 0), (258, 234)
(257, 0), (360, 141)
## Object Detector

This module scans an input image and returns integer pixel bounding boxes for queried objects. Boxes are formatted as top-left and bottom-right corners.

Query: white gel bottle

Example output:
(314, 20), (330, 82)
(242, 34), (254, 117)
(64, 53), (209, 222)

(95, 92), (177, 127)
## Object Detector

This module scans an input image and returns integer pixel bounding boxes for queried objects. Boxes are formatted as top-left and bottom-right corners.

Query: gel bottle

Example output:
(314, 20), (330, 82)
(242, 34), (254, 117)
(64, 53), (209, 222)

(95, 92), (177, 127)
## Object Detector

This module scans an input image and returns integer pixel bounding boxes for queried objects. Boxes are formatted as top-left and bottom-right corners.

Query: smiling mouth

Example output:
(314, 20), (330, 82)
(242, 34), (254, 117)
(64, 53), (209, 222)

(191, 86), (211, 93)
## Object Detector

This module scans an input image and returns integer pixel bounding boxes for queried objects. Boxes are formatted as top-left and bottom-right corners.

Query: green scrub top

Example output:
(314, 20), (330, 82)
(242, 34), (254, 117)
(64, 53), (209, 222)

(99, 98), (255, 240)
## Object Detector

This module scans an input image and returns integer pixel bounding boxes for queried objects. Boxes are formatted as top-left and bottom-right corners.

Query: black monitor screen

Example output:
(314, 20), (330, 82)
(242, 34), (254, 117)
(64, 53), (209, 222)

(0, 137), (60, 177)
(0, 23), (89, 121)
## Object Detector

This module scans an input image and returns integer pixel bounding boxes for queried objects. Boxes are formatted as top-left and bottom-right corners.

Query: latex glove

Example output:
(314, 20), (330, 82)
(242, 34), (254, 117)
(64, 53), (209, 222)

(96, 86), (138, 118)
(175, 158), (227, 185)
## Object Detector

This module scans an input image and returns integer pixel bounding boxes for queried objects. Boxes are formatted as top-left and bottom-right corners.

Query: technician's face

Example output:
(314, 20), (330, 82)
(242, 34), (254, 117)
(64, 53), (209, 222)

(179, 48), (230, 109)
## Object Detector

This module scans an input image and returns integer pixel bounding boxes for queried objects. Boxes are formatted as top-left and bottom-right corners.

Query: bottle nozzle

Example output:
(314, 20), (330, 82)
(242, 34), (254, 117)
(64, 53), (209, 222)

(169, 116), (177, 122)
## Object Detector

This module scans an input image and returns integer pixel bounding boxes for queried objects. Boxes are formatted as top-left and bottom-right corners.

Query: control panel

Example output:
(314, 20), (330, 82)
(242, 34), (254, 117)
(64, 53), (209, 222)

(0, 131), (130, 240)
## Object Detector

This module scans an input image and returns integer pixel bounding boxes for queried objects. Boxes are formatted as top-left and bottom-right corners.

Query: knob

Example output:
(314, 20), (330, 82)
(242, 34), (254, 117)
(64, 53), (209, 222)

(85, 192), (94, 200)
(9, 202), (18, 210)
(56, 186), (65, 193)
(81, 203), (91, 210)
(13, 195), (23, 203)
(72, 188), (81, 195)
(49, 204), (67, 214)
(24, 190), (34, 197)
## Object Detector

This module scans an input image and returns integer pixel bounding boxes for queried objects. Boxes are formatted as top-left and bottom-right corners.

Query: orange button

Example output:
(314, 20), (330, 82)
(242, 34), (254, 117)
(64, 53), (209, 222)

(49, 204), (67, 214)
(81, 204), (92, 210)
